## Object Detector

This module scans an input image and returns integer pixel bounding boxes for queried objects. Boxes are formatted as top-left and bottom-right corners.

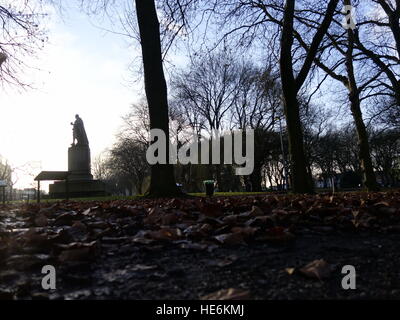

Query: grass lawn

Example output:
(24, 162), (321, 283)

(9, 191), (271, 204)
(6, 188), (397, 204)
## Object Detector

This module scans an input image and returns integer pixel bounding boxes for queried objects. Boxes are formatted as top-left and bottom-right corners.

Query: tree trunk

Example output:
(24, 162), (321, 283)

(282, 95), (314, 194)
(345, 0), (380, 191)
(135, 0), (180, 197)
(249, 160), (262, 192)
(279, 0), (331, 194)
(215, 164), (222, 191)
(348, 95), (379, 191)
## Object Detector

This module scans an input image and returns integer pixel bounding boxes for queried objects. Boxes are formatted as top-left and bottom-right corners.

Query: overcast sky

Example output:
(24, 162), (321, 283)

(0, 3), (141, 190)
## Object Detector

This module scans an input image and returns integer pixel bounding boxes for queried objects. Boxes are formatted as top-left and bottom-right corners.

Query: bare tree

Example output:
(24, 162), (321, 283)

(119, 98), (150, 145)
(230, 65), (282, 191)
(343, 0), (379, 190)
(304, 0), (379, 190)
(0, 1), (50, 87)
(370, 127), (400, 187)
(172, 47), (242, 134)
(0, 155), (12, 185)
(278, 0), (340, 193)
(109, 138), (149, 194)
(92, 151), (113, 181)
(351, 1), (400, 125)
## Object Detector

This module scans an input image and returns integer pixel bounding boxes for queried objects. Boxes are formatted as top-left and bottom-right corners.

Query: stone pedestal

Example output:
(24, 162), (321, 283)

(68, 145), (93, 181)
(49, 144), (106, 198)
(49, 179), (106, 198)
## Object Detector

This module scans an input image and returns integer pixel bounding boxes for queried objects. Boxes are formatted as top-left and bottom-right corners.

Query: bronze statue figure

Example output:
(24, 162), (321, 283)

(71, 114), (89, 146)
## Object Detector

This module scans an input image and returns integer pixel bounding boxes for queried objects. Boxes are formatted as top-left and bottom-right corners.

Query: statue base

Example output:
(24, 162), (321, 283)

(48, 144), (106, 198)
(68, 144), (93, 181)
(49, 179), (106, 199)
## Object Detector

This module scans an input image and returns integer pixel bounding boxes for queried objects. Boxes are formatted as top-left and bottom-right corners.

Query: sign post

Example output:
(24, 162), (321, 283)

(37, 180), (41, 203)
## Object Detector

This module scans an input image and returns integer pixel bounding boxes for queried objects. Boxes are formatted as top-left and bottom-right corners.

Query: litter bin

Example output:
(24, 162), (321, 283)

(203, 180), (215, 196)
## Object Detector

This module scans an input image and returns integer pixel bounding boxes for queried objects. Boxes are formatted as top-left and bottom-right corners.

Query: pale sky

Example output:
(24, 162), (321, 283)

(0, 3), (141, 190)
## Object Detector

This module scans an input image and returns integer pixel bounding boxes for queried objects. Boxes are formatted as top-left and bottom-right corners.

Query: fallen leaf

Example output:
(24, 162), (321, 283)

(59, 247), (94, 262)
(285, 267), (296, 275)
(200, 203), (223, 217)
(299, 259), (331, 280)
(178, 241), (208, 250)
(249, 206), (264, 216)
(144, 207), (165, 224)
(214, 233), (244, 245)
(201, 288), (251, 300)
(132, 237), (155, 245)
(206, 255), (238, 267)
(67, 222), (88, 242)
(161, 213), (180, 225)
(148, 228), (182, 241)
(20, 229), (48, 245)
(245, 215), (275, 228)
(132, 230), (155, 244)
(231, 226), (258, 237)
(131, 264), (158, 271)
(56, 240), (97, 250)
(54, 211), (78, 226)
(34, 214), (48, 227)
(261, 227), (295, 243)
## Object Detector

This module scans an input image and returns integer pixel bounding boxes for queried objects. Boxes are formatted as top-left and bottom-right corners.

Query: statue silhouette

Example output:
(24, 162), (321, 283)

(71, 114), (89, 146)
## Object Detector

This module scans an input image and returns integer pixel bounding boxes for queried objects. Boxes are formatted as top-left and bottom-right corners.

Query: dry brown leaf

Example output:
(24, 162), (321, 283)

(20, 229), (47, 245)
(166, 198), (181, 208)
(231, 226), (258, 237)
(249, 206), (264, 217)
(148, 228), (182, 241)
(179, 242), (208, 250)
(214, 233), (244, 245)
(56, 240), (97, 250)
(199, 223), (213, 233)
(132, 237), (155, 245)
(161, 213), (179, 225)
(201, 288), (251, 300)
(144, 207), (165, 224)
(59, 247), (94, 262)
(34, 215), (48, 227)
(261, 227), (295, 243)
(285, 267), (296, 275)
(131, 264), (157, 271)
(245, 215), (275, 228)
(222, 215), (238, 224)
(206, 255), (238, 267)
(200, 203), (223, 217)
(299, 259), (331, 280)
(272, 209), (289, 215)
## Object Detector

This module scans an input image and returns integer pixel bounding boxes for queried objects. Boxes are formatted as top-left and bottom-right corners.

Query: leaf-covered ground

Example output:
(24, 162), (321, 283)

(1, 191), (400, 300)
